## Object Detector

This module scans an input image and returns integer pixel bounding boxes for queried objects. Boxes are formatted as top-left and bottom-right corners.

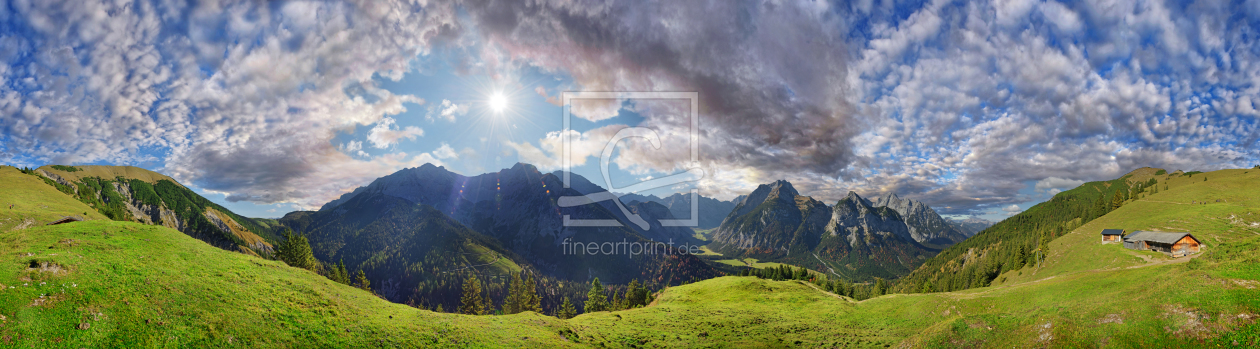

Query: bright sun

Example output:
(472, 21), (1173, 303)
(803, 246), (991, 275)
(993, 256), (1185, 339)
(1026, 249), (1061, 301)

(488, 93), (508, 113)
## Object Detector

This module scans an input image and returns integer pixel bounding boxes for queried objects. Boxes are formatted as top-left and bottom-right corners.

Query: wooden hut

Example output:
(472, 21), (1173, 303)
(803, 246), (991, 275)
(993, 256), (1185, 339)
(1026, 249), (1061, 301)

(1100, 229), (1124, 244)
(46, 216), (83, 226)
(1123, 231), (1201, 257)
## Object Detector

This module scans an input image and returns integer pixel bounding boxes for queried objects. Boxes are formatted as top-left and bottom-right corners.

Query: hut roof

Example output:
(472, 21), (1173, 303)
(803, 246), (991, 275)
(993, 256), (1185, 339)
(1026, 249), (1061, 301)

(1123, 231), (1195, 244)
(46, 216), (83, 225)
(1100, 229), (1124, 236)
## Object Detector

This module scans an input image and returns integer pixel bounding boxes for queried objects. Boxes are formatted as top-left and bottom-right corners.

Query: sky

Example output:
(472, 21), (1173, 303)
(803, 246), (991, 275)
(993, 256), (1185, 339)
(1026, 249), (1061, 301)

(1, 0), (1258, 221)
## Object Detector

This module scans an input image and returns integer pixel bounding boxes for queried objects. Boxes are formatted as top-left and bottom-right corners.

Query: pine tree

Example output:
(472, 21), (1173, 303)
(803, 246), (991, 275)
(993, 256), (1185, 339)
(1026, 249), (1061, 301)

(328, 260), (350, 285)
(355, 269), (371, 291)
(1110, 192), (1124, 211)
(625, 279), (642, 308)
(435, 303), (445, 313)
(584, 278), (607, 313)
(503, 273), (524, 314)
(557, 297), (577, 319)
(523, 273), (541, 313)
(611, 290), (624, 311)
(276, 229), (316, 270)
(460, 275), (485, 315)
(483, 284), (495, 315)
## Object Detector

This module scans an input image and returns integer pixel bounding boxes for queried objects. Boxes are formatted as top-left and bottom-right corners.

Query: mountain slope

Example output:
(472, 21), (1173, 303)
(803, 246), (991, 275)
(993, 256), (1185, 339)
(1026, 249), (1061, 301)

(26, 165), (276, 255)
(286, 191), (527, 308)
(0, 220), (576, 347)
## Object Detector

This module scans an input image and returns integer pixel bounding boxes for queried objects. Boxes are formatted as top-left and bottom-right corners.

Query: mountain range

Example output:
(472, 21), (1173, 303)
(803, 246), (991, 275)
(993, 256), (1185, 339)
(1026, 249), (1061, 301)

(707, 180), (971, 281)
(616, 192), (737, 229)
(9, 162), (975, 303)
(291, 163), (718, 297)
(946, 216), (996, 237)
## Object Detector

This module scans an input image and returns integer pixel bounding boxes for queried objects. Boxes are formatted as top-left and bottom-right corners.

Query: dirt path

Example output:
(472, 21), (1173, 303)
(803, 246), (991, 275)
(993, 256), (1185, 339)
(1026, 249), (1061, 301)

(8, 217), (34, 232)
(1123, 251), (1201, 269)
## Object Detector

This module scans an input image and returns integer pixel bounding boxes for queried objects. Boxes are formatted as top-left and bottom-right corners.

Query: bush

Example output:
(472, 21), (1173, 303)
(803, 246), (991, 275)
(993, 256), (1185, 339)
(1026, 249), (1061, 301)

(1186, 257), (1206, 270)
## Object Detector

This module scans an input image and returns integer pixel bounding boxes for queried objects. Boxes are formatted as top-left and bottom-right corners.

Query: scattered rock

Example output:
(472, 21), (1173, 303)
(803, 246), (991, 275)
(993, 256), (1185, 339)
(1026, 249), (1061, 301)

(1038, 322), (1053, 342)
(1099, 314), (1124, 324)
(77, 323), (90, 330)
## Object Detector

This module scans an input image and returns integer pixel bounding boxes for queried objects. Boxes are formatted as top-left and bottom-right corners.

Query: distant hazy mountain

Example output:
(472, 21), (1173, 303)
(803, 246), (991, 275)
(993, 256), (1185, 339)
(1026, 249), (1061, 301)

(708, 181), (937, 281)
(617, 192), (737, 229)
(947, 217), (995, 237)
(301, 163), (718, 287)
(872, 193), (970, 246)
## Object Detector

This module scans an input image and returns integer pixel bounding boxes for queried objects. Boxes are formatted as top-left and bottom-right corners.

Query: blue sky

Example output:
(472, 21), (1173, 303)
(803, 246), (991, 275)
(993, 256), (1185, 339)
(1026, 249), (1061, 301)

(2, 0), (1259, 221)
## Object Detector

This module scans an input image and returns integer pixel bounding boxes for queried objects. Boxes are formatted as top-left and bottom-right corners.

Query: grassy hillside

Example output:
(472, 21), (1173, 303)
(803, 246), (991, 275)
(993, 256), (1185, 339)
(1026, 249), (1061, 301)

(1, 217), (1255, 347)
(0, 220), (575, 347)
(36, 165), (182, 187)
(0, 166), (110, 231)
(896, 167), (1166, 293)
(14, 165), (278, 255)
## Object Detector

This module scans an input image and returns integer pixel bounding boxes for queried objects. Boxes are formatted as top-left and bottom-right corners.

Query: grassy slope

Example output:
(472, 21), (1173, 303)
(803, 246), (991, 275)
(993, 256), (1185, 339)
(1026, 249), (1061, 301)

(0, 221), (573, 348)
(36, 165), (181, 187)
(856, 168), (1260, 347)
(0, 167), (110, 231)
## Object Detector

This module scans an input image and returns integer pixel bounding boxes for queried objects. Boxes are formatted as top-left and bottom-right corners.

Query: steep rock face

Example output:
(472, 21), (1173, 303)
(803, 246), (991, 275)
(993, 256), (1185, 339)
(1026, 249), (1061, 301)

(711, 181), (811, 253)
(872, 193), (970, 245)
(710, 183), (937, 281)
(827, 192), (916, 246)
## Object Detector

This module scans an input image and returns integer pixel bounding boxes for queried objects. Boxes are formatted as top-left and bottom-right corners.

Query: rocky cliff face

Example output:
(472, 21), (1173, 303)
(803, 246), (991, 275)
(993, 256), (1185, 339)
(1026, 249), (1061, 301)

(872, 193), (970, 245)
(709, 182), (938, 281)
(827, 191), (916, 246)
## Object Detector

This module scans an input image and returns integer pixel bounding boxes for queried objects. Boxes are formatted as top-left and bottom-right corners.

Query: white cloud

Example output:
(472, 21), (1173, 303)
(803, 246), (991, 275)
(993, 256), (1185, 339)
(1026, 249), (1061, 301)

(1034, 177), (1086, 194)
(433, 143), (458, 159)
(427, 99), (469, 123)
(367, 117), (425, 149)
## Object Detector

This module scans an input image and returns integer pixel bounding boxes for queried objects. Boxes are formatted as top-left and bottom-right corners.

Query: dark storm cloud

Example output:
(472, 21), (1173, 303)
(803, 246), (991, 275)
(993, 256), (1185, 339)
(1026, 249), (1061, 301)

(462, 0), (859, 179)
